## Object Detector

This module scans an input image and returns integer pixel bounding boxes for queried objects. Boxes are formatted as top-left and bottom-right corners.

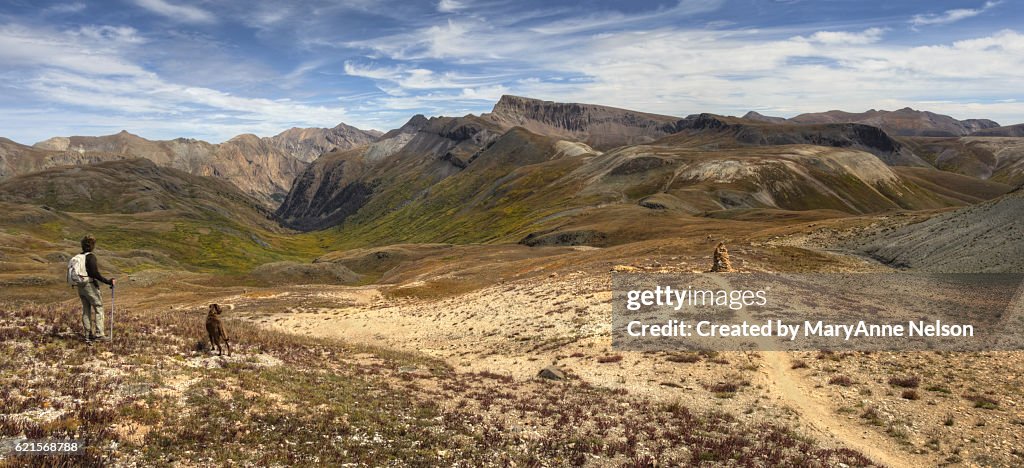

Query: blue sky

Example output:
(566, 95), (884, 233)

(0, 0), (1021, 143)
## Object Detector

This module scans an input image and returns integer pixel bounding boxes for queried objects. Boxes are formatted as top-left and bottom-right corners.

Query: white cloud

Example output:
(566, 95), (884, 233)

(345, 16), (1024, 125)
(910, 1), (999, 27)
(529, 0), (725, 35)
(344, 61), (509, 91)
(0, 24), (359, 142)
(42, 2), (86, 15)
(437, 0), (464, 13)
(807, 27), (886, 45)
(4, 1), (1024, 142)
(0, 24), (149, 76)
(134, 0), (216, 24)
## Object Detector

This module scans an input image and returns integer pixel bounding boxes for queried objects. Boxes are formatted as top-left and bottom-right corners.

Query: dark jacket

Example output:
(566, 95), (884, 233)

(83, 251), (112, 286)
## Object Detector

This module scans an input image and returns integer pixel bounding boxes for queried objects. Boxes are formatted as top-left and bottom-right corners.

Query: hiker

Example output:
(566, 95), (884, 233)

(68, 235), (115, 342)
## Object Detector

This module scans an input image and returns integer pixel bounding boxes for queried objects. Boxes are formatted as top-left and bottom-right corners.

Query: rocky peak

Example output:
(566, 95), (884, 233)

(742, 111), (788, 124)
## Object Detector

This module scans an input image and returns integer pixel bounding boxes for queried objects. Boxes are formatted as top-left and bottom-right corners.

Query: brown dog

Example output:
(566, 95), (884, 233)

(206, 304), (232, 356)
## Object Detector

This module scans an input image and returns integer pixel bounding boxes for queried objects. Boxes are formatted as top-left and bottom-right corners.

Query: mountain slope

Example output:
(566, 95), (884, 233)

(484, 95), (684, 149)
(897, 136), (1024, 186)
(0, 159), (325, 273)
(849, 188), (1024, 272)
(267, 123), (382, 162)
(664, 114), (928, 166)
(788, 108), (999, 137)
(971, 123), (1024, 137)
(15, 123), (379, 206)
(275, 104), (1007, 249)
(1, 137), (128, 178)
(276, 114), (506, 231)
(0, 158), (271, 224)
(30, 130), (304, 206)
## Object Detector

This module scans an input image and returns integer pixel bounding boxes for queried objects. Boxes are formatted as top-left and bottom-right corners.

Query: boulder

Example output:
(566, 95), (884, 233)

(537, 366), (566, 381)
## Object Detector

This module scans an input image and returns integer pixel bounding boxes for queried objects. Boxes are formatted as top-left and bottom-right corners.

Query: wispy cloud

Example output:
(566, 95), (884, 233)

(806, 27), (886, 45)
(134, 0), (216, 24)
(345, 17), (1024, 126)
(0, 24), (148, 76)
(42, 2), (86, 15)
(0, 23), (354, 142)
(910, 1), (999, 27)
(344, 61), (509, 92)
(2, 0), (1024, 143)
(528, 0), (724, 35)
(437, 0), (464, 13)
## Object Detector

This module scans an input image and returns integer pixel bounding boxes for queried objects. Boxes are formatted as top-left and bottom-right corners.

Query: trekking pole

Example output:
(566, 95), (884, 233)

(109, 283), (115, 342)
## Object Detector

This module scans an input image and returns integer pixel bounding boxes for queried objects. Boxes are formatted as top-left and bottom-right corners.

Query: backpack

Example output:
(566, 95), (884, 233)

(67, 252), (91, 287)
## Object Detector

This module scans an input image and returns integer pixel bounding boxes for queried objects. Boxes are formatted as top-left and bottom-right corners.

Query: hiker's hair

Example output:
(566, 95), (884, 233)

(81, 235), (96, 253)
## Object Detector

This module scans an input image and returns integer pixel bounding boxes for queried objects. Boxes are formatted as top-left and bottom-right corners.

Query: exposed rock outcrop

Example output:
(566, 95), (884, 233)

(267, 123), (382, 163)
(485, 95), (685, 150)
(537, 366), (566, 381)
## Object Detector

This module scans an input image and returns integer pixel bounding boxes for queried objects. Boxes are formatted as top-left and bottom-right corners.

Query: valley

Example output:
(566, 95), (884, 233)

(1, 95), (1022, 467)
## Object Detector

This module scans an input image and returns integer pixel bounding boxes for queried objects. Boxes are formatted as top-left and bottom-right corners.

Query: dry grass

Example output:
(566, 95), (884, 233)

(0, 300), (875, 466)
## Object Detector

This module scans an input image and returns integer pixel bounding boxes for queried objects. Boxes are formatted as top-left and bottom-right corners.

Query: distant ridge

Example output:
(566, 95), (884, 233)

(669, 113), (928, 166)
(7, 123), (380, 207)
(788, 108), (999, 137)
(274, 97), (1008, 243)
(738, 108), (1000, 137)
(485, 95), (685, 149)
(970, 123), (1024, 137)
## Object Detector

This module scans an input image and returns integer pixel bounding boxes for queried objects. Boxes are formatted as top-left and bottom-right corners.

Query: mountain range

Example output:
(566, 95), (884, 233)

(274, 98), (1016, 249)
(743, 108), (1000, 137)
(2, 96), (1022, 249)
(2, 123), (380, 206)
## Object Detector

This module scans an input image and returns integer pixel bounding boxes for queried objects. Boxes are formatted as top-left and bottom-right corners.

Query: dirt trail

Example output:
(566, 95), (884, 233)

(758, 351), (915, 468)
(251, 275), (925, 467)
(706, 274), (917, 468)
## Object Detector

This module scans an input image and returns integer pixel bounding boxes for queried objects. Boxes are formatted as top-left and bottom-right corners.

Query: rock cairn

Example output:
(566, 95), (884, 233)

(710, 242), (735, 272)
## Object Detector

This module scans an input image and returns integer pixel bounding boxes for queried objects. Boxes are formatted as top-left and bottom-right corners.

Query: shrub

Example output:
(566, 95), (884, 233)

(790, 360), (808, 369)
(963, 394), (998, 409)
(888, 375), (920, 388)
(707, 382), (739, 393)
(901, 389), (919, 400)
(861, 406), (882, 425)
(828, 375), (854, 387)
(597, 354), (623, 364)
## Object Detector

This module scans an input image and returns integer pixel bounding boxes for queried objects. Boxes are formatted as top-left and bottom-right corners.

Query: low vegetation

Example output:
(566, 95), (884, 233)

(0, 301), (874, 466)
